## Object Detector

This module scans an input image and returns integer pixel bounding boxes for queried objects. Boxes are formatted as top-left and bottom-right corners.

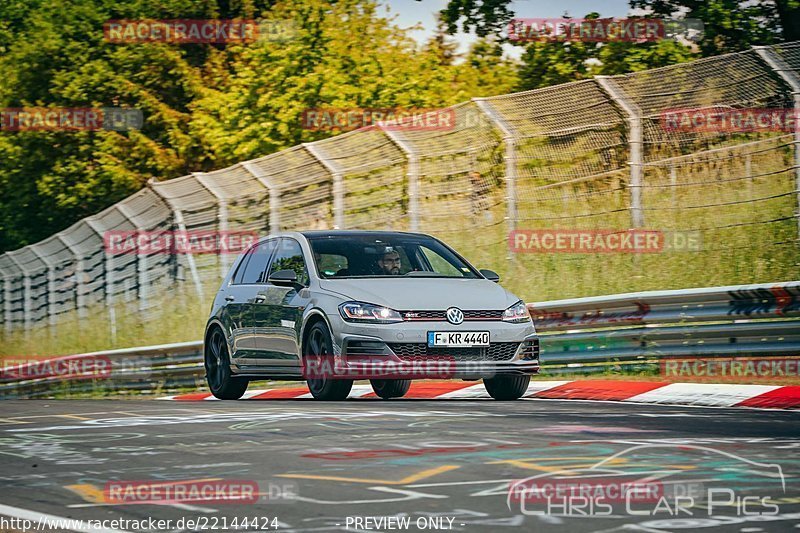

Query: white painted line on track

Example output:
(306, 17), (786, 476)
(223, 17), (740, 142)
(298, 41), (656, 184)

(241, 389), (269, 399)
(348, 384), (377, 397)
(437, 384), (486, 398)
(0, 503), (132, 533)
(523, 380), (570, 396)
(625, 383), (780, 407)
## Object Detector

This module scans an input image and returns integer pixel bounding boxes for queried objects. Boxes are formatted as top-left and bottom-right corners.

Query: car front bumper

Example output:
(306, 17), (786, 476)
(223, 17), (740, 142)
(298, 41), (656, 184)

(323, 316), (539, 378)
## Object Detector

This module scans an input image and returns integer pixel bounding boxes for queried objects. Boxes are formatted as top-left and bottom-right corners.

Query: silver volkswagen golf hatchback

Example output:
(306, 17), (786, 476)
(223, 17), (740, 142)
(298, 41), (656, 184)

(204, 230), (539, 400)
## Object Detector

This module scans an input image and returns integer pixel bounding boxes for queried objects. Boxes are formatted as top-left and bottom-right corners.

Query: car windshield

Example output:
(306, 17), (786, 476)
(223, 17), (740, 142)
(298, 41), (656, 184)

(307, 234), (480, 279)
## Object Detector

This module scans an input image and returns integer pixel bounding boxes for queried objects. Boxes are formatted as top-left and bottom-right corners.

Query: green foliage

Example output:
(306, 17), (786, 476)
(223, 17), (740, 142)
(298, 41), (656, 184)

(440, 0), (796, 51)
(631, 0), (799, 54)
(0, 0), (519, 252)
(438, 0), (797, 90)
(190, 0), (519, 165)
(517, 38), (698, 91)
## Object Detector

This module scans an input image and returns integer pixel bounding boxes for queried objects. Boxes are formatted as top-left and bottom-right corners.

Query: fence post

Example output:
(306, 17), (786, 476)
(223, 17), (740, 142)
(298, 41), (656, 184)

(2, 266), (12, 334)
(753, 46), (800, 242)
(304, 143), (344, 229)
(56, 234), (86, 319)
(381, 127), (419, 231)
(242, 162), (281, 234)
(28, 246), (56, 327)
(473, 98), (517, 253)
(115, 203), (149, 312)
(147, 183), (205, 301)
(5, 254), (31, 333)
(596, 76), (645, 228)
(193, 172), (230, 279)
(173, 208), (204, 301)
(85, 218), (116, 342)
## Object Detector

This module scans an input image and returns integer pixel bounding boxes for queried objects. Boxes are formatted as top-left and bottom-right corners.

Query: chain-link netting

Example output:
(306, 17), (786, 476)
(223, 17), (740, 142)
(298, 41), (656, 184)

(777, 41), (800, 72)
(389, 101), (506, 270)
(481, 80), (631, 297)
(2, 42), (799, 337)
(59, 219), (107, 313)
(6, 247), (48, 325)
(309, 126), (408, 230)
(0, 253), (24, 328)
(117, 187), (175, 316)
(149, 174), (221, 292)
(247, 146), (334, 231)
(609, 49), (797, 298)
(31, 235), (75, 318)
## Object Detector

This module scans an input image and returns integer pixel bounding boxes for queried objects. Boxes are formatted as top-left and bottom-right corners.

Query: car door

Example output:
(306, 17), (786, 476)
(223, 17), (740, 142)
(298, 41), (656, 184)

(250, 237), (311, 368)
(226, 239), (278, 365)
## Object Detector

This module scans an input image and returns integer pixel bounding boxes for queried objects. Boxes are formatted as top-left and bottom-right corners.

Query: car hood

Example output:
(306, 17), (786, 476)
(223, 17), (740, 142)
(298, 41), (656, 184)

(317, 278), (520, 310)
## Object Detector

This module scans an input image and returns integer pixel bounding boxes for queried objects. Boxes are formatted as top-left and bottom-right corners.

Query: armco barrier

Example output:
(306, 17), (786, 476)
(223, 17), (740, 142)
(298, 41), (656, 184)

(1, 281), (798, 398)
(529, 281), (800, 330)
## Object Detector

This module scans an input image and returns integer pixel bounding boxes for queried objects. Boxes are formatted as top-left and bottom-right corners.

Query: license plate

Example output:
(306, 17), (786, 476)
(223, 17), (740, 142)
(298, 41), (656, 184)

(427, 331), (490, 347)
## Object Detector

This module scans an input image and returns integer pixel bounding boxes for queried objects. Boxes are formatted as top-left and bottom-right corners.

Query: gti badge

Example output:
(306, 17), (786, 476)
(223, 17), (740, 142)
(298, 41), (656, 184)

(446, 307), (464, 325)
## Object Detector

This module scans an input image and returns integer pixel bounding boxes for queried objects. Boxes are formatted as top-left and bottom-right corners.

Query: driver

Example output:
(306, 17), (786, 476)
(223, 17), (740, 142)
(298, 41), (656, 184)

(377, 247), (402, 275)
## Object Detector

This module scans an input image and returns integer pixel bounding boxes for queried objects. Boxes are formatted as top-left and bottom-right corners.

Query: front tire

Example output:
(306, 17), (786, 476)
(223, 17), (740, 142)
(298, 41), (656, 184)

(205, 328), (249, 400)
(370, 379), (411, 399)
(484, 375), (530, 400)
(304, 322), (353, 401)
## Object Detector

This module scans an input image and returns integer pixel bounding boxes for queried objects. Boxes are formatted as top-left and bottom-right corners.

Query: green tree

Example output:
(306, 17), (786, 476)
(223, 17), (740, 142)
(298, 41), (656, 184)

(0, 0), (521, 251)
(0, 0), (216, 251)
(190, 0), (520, 164)
(439, 0), (798, 53)
(630, 0), (798, 54)
(517, 37), (697, 91)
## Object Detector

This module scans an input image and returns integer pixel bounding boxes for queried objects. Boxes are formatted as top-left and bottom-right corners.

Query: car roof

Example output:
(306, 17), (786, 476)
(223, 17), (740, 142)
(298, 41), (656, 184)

(250, 230), (436, 248)
(300, 230), (434, 239)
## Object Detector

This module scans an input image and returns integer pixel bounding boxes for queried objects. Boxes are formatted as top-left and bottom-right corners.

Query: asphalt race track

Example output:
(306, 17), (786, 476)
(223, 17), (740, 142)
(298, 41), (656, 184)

(0, 398), (799, 532)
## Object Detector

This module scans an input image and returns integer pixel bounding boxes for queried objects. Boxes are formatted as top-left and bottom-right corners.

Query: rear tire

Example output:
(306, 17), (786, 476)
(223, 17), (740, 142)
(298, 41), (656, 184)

(484, 375), (530, 400)
(304, 322), (353, 401)
(205, 328), (249, 400)
(370, 379), (411, 399)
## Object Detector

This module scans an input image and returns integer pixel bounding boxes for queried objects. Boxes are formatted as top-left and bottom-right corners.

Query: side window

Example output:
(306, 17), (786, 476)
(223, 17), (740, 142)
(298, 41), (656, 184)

(231, 252), (251, 285)
(239, 240), (277, 284)
(268, 238), (309, 286)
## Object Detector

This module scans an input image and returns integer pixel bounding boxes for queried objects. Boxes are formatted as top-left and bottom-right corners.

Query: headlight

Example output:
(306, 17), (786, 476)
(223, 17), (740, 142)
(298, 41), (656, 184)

(503, 301), (530, 323)
(339, 302), (403, 324)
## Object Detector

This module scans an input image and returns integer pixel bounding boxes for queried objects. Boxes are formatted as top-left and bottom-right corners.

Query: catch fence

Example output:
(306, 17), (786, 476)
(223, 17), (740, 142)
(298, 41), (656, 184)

(2, 42), (799, 339)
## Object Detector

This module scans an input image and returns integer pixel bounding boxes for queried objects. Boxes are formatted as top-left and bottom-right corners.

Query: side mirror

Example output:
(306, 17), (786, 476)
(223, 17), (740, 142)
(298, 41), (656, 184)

(480, 269), (500, 283)
(268, 269), (299, 287)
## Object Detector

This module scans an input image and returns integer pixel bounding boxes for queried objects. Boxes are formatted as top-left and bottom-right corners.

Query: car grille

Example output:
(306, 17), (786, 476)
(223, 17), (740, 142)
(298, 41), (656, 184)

(400, 310), (505, 321)
(519, 338), (540, 361)
(388, 342), (521, 362)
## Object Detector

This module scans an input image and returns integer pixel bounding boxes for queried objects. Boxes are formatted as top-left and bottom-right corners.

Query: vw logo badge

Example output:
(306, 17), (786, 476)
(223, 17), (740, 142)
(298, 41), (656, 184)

(446, 307), (464, 325)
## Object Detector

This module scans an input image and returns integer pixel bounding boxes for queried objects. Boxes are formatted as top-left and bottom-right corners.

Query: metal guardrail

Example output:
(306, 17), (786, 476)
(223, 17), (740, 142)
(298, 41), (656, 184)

(529, 281), (800, 331)
(1, 281), (798, 398)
